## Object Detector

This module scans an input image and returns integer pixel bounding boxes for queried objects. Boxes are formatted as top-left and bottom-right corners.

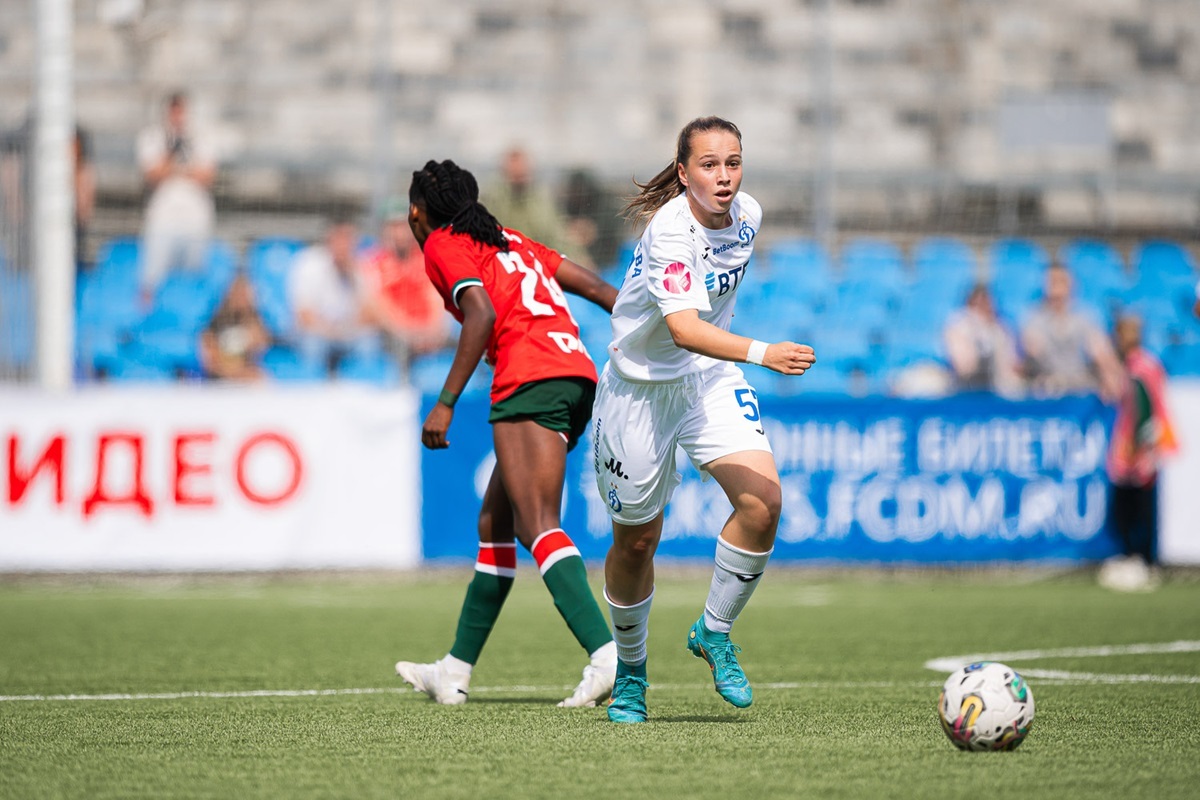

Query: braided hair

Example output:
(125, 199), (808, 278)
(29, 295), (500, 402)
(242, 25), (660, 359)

(408, 159), (509, 251)
(623, 116), (742, 225)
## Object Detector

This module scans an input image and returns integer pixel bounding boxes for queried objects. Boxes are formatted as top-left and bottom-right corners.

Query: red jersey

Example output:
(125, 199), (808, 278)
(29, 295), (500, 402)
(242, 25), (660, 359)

(423, 226), (598, 404)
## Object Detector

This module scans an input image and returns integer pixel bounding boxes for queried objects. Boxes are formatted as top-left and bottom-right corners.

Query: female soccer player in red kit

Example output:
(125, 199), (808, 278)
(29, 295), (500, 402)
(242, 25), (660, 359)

(393, 159), (618, 707)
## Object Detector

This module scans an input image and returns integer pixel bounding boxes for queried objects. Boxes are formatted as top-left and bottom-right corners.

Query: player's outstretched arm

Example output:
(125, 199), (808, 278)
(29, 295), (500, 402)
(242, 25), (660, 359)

(422, 286), (496, 450)
(664, 309), (815, 375)
(555, 259), (619, 313)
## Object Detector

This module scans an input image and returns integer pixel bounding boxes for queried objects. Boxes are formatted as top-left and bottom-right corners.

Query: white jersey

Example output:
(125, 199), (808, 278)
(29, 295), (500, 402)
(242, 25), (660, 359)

(607, 191), (762, 381)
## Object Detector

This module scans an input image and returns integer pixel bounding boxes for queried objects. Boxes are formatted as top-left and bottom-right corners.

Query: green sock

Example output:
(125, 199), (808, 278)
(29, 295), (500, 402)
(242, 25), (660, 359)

(448, 569), (514, 665)
(541, 555), (614, 655)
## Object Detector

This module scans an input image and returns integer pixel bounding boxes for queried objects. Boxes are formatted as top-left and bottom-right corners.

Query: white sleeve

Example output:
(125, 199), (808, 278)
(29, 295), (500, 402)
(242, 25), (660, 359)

(646, 222), (710, 316)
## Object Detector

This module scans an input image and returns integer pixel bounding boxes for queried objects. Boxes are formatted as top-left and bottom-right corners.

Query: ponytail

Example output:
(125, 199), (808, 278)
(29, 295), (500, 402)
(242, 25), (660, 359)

(409, 159), (510, 251)
(623, 116), (742, 225)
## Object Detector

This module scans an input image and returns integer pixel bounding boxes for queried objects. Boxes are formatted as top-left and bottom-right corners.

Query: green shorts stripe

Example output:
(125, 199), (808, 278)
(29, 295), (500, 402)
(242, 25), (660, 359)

(488, 377), (597, 451)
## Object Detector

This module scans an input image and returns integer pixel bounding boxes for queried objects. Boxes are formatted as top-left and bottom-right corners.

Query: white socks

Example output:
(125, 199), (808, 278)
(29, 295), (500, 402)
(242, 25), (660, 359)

(605, 587), (654, 666)
(703, 537), (772, 634)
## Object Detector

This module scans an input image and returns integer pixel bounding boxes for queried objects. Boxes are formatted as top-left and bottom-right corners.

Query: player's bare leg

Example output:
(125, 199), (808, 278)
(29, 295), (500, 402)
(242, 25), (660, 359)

(493, 419), (615, 707)
(395, 469), (516, 704)
(687, 450), (782, 708)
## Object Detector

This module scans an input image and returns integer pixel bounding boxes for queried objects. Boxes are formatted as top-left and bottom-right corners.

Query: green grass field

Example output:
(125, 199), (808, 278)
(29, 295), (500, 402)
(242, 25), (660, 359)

(1, 567), (1198, 799)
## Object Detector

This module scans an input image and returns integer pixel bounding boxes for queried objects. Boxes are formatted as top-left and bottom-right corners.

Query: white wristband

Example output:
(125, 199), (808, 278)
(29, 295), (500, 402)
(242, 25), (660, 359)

(746, 339), (769, 366)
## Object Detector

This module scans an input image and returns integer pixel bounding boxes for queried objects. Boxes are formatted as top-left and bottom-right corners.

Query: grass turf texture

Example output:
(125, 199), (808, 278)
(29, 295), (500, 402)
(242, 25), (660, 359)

(1, 569), (1198, 799)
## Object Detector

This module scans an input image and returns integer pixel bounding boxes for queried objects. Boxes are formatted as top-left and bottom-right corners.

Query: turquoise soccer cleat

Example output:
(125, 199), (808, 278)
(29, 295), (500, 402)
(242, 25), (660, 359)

(606, 660), (649, 724)
(687, 618), (753, 708)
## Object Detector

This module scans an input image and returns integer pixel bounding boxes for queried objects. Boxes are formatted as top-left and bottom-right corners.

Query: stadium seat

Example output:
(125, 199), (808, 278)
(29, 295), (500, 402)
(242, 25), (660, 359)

(912, 237), (978, 281)
(839, 237), (906, 284)
(337, 349), (402, 386)
(1132, 240), (1197, 282)
(989, 238), (1050, 277)
(410, 349), (490, 397)
(260, 344), (324, 382)
(1059, 239), (1128, 286)
(0, 270), (34, 370)
(766, 238), (834, 288)
(247, 237), (306, 337)
(1161, 341), (1200, 376)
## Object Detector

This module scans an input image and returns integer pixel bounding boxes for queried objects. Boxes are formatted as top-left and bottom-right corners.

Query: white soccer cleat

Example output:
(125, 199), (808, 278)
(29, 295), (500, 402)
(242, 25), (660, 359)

(395, 658), (470, 705)
(558, 644), (617, 708)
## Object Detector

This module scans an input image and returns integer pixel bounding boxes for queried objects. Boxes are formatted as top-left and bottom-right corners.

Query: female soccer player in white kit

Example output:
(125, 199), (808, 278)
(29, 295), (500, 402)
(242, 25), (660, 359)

(594, 116), (816, 723)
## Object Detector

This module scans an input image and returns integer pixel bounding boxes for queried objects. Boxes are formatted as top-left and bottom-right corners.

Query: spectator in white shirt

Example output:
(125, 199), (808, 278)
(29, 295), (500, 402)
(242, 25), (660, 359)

(288, 215), (382, 376)
(136, 91), (217, 303)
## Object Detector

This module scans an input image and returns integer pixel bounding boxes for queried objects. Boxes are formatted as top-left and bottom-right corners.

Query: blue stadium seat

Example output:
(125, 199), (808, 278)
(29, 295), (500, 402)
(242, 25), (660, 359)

(989, 238), (1050, 277)
(989, 238), (1049, 320)
(0, 270), (34, 370)
(773, 363), (849, 395)
(1132, 240), (1197, 282)
(913, 237), (977, 280)
(92, 237), (142, 291)
(766, 238), (834, 289)
(1129, 242), (1197, 320)
(247, 237), (305, 337)
(883, 326), (944, 370)
(337, 349), (401, 386)
(839, 237), (906, 285)
(101, 354), (174, 382)
(1162, 341), (1200, 376)
(410, 349), (490, 397)
(261, 344), (324, 382)
(1059, 239), (1128, 287)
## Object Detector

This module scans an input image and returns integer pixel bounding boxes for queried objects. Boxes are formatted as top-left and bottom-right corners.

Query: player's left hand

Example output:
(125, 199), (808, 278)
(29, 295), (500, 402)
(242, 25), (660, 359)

(422, 403), (455, 449)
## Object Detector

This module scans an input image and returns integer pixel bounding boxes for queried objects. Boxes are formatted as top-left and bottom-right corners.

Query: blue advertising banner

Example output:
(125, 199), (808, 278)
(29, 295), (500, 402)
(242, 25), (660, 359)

(420, 393), (1118, 564)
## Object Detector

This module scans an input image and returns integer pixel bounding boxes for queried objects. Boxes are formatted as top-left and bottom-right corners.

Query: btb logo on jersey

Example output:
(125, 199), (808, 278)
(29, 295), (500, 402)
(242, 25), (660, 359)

(663, 262), (692, 294)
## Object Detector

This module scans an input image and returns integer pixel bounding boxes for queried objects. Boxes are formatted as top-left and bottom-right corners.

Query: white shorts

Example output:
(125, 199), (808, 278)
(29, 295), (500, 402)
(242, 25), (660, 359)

(591, 362), (774, 525)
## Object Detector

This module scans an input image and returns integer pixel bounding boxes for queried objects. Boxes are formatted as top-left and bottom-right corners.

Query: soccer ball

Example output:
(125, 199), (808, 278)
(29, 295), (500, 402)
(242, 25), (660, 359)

(938, 662), (1035, 751)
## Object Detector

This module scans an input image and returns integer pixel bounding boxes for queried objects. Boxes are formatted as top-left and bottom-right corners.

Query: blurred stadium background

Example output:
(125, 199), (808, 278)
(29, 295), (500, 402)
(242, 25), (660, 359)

(1, 0), (1198, 570)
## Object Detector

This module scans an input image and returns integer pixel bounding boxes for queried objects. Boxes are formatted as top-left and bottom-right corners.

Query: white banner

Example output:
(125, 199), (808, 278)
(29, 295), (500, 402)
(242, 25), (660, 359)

(0, 385), (421, 570)
(1162, 380), (1200, 565)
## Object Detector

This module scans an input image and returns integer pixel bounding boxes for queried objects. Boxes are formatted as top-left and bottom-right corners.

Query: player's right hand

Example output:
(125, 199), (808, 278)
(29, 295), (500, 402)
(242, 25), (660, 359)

(764, 342), (816, 375)
(422, 404), (454, 449)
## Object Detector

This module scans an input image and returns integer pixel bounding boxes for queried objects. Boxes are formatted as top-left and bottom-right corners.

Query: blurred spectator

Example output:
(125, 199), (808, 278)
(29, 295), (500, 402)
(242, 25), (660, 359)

(359, 198), (450, 371)
(942, 283), (1023, 396)
(288, 215), (382, 377)
(74, 125), (96, 275)
(484, 146), (577, 258)
(199, 273), (270, 382)
(2, 117), (97, 276)
(1021, 263), (1123, 400)
(1099, 314), (1178, 592)
(561, 168), (624, 271)
(136, 91), (217, 302)
(1, 115), (32, 271)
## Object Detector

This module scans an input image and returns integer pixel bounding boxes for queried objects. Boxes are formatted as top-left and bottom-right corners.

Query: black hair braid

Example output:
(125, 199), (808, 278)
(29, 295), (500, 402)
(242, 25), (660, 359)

(409, 159), (509, 251)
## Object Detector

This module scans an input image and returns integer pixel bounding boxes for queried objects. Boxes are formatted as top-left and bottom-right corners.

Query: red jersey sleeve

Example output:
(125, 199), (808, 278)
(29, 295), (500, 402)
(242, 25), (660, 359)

(424, 230), (485, 312)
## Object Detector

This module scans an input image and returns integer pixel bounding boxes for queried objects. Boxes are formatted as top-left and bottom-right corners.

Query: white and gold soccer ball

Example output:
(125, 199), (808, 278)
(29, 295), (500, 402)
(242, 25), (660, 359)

(938, 661), (1035, 751)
